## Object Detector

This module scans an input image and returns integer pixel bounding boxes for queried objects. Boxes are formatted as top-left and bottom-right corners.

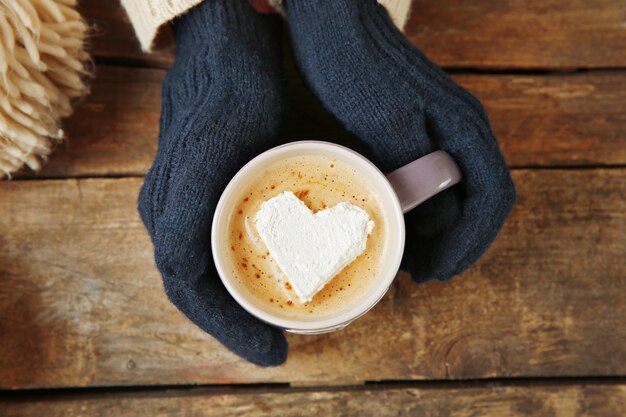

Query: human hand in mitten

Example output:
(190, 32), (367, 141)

(285, 0), (515, 281)
(138, 0), (287, 365)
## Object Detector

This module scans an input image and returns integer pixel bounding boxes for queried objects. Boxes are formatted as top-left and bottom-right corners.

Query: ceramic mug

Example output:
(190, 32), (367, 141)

(212, 141), (461, 334)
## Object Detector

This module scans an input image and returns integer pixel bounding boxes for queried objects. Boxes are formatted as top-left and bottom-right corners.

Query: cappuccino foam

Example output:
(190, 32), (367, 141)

(224, 154), (387, 321)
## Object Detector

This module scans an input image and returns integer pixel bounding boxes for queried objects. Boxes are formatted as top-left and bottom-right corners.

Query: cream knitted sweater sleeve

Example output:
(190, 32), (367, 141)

(121, 0), (412, 52)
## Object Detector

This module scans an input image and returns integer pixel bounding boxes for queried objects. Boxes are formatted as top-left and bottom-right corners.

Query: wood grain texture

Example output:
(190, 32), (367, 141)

(455, 72), (626, 167)
(1, 170), (624, 388)
(80, 0), (626, 69)
(405, 0), (626, 69)
(33, 67), (161, 178)
(80, 0), (173, 68)
(27, 66), (626, 179)
(3, 384), (626, 417)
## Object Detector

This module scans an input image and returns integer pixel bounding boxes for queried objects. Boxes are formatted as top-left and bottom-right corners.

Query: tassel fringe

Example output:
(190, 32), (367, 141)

(0, 0), (90, 178)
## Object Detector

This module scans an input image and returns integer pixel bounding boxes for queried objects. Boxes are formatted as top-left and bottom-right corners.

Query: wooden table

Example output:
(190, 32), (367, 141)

(2, 1), (625, 415)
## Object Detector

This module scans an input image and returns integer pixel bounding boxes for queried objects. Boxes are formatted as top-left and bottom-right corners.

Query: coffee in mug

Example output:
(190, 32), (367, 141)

(212, 141), (461, 333)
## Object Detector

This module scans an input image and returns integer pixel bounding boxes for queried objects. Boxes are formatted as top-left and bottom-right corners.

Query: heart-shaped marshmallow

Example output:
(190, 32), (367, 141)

(254, 191), (374, 302)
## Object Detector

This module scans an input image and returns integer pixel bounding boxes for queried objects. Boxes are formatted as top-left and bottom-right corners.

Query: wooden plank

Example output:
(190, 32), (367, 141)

(79, 0), (626, 69)
(2, 384), (625, 417)
(406, 0), (626, 69)
(1, 170), (624, 388)
(80, 0), (173, 68)
(454, 72), (626, 167)
(33, 67), (161, 178)
(30, 67), (626, 178)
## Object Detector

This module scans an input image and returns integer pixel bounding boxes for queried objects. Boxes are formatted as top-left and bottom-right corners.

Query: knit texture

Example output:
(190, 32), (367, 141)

(286, 0), (516, 282)
(137, 0), (286, 366)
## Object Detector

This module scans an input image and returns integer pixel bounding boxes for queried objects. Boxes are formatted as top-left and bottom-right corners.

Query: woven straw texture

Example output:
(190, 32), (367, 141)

(0, 0), (90, 177)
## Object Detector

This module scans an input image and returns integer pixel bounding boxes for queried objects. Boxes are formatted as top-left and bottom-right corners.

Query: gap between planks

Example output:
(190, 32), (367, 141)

(93, 53), (626, 74)
(10, 164), (626, 183)
(1, 376), (625, 401)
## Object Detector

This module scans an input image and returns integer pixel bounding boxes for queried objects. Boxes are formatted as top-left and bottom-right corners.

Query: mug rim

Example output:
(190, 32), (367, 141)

(211, 140), (405, 331)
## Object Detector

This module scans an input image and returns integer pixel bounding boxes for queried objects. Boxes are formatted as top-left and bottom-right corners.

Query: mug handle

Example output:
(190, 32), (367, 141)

(386, 151), (462, 214)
